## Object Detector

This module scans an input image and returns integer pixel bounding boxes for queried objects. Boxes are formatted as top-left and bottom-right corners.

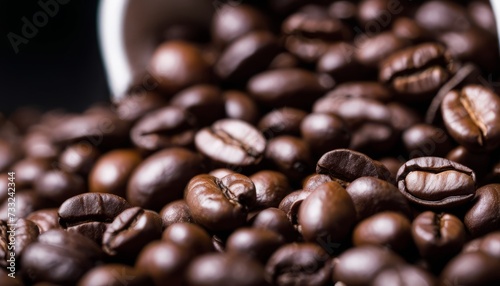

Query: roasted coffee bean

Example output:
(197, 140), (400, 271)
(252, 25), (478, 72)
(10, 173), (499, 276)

(265, 243), (331, 286)
(249, 208), (296, 242)
(357, 0), (400, 27)
(268, 52), (299, 70)
(248, 68), (331, 108)
(35, 170), (85, 204)
(258, 108), (307, 138)
(58, 143), (100, 175)
(328, 1), (357, 25)
(446, 146), (490, 177)
(0, 268), (23, 286)
(346, 176), (411, 221)
(22, 130), (59, 160)
(355, 32), (409, 68)
(302, 174), (333, 192)
(317, 42), (366, 83)
(102, 207), (162, 259)
(162, 222), (213, 254)
(136, 241), (195, 286)
(392, 17), (428, 43)
(477, 231), (500, 260)
(0, 191), (47, 221)
(223, 90), (259, 124)
(250, 170), (291, 210)
(278, 189), (311, 230)
(333, 245), (404, 285)
(115, 90), (167, 122)
(387, 102), (422, 133)
(412, 211), (465, 260)
(379, 43), (454, 101)
(195, 119), (266, 167)
(226, 228), (284, 263)
(170, 84), (225, 125)
(0, 139), (22, 173)
(187, 253), (268, 286)
(148, 41), (210, 94)
(77, 264), (153, 286)
(89, 150), (140, 196)
(185, 174), (256, 231)
(215, 31), (280, 83)
(440, 252), (500, 286)
(130, 106), (197, 151)
(26, 208), (60, 233)
(22, 229), (102, 285)
(265, 136), (312, 181)
(159, 200), (193, 228)
(441, 85), (500, 152)
(464, 184), (500, 237)
(127, 148), (203, 210)
(415, 0), (470, 34)
(353, 211), (412, 253)
(208, 168), (235, 179)
(316, 149), (391, 187)
(300, 113), (351, 156)
(468, 1), (497, 35)
(58, 193), (131, 243)
(10, 218), (39, 261)
(402, 124), (453, 159)
(372, 265), (437, 286)
(379, 157), (404, 183)
(397, 157), (476, 208)
(12, 158), (51, 189)
(211, 4), (268, 47)
(323, 81), (393, 102)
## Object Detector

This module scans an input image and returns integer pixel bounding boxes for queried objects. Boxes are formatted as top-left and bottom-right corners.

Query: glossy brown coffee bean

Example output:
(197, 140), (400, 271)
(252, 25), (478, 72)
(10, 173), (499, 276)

(0, 191), (47, 221)
(302, 174), (333, 192)
(464, 184), (500, 237)
(162, 222), (213, 254)
(1, 218), (39, 262)
(324, 81), (393, 102)
(26, 208), (60, 233)
(159, 200), (193, 228)
(415, 0), (470, 34)
(357, 0), (400, 27)
(226, 227), (284, 263)
(300, 113), (351, 156)
(250, 170), (291, 210)
(372, 265), (437, 286)
(258, 108), (307, 138)
(396, 157), (476, 208)
(379, 157), (404, 183)
(265, 136), (312, 181)
(0, 139), (22, 173)
(223, 90), (259, 124)
(58, 143), (100, 175)
(127, 148), (203, 211)
(391, 17), (428, 43)
(115, 90), (167, 122)
(402, 124), (453, 159)
(89, 149), (142, 197)
(250, 208), (296, 242)
(170, 84), (225, 125)
(12, 158), (51, 189)
(268, 52), (298, 70)
(440, 252), (500, 286)
(77, 264), (153, 286)
(441, 85), (500, 152)
(35, 170), (86, 204)
(446, 146), (490, 177)
(355, 32), (409, 68)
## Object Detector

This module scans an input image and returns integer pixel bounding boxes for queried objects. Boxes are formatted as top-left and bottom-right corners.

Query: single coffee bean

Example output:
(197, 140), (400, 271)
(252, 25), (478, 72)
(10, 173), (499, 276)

(333, 245), (404, 285)
(22, 130), (59, 160)
(446, 146), (490, 177)
(195, 119), (266, 167)
(258, 108), (307, 139)
(328, 1), (357, 25)
(317, 42), (367, 83)
(353, 211), (412, 253)
(372, 265), (437, 286)
(185, 174), (256, 231)
(355, 32), (409, 68)
(415, 0), (470, 34)
(162, 222), (213, 254)
(127, 147), (203, 211)
(357, 0), (397, 27)
(468, 1), (497, 35)
(278, 189), (311, 231)
(170, 84), (225, 125)
(148, 41), (210, 94)
(58, 193), (131, 243)
(249, 208), (296, 242)
(402, 124), (453, 159)
(0, 191), (47, 221)
(26, 208), (60, 233)
(10, 218), (39, 261)
(265, 136), (312, 181)
(464, 184), (500, 237)
(323, 81), (393, 102)
(130, 106), (197, 152)
(265, 243), (331, 286)
(302, 174), (333, 192)
(35, 170), (86, 204)
(223, 90), (259, 124)
(102, 207), (162, 259)
(58, 143), (100, 175)
(268, 52), (298, 70)
(159, 200), (193, 228)
(379, 157), (404, 183)
(250, 170), (291, 210)
(12, 158), (51, 189)
(387, 102), (422, 133)
(346, 176), (411, 221)
(187, 253), (268, 286)
(317, 149), (392, 187)
(391, 17), (428, 43)
(77, 264), (153, 286)
(208, 168), (235, 179)
(115, 90), (167, 122)
(226, 227), (284, 263)
(396, 157), (476, 208)
(299, 181), (356, 246)
(0, 139), (22, 173)
(440, 252), (500, 286)
(300, 113), (351, 156)
(412, 211), (466, 260)
(441, 85), (500, 152)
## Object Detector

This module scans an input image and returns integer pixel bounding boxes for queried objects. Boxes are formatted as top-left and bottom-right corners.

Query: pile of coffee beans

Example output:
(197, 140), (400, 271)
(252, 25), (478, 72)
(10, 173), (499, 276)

(2, 0), (500, 285)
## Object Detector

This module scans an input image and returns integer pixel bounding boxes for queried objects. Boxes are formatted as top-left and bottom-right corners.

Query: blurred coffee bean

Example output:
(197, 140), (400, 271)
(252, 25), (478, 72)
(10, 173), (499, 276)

(302, 174), (333, 192)
(357, 0), (401, 28)
(372, 265), (437, 286)
(391, 17), (428, 43)
(59, 143), (100, 175)
(159, 200), (193, 229)
(0, 191), (47, 221)
(265, 136), (312, 181)
(379, 157), (404, 183)
(464, 184), (500, 237)
(12, 158), (51, 189)
(403, 124), (453, 159)
(35, 170), (86, 204)
(317, 42), (367, 82)
(223, 90), (259, 124)
(115, 90), (167, 122)
(249, 208), (296, 242)
(226, 227), (284, 263)
(162, 222), (213, 254)
(278, 190), (311, 230)
(468, 1), (497, 36)
(324, 81), (393, 102)
(22, 130), (60, 160)
(26, 208), (60, 233)
(387, 102), (422, 133)
(440, 252), (500, 286)
(328, 1), (358, 25)
(300, 113), (351, 156)
(446, 146), (490, 177)
(268, 52), (299, 70)
(250, 170), (291, 210)
(258, 108), (307, 139)
(476, 231), (500, 260)
(355, 32), (409, 68)
(415, 0), (470, 34)
(77, 264), (153, 286)
(170, 84), (225, 125)
(0, 139), (22, 173)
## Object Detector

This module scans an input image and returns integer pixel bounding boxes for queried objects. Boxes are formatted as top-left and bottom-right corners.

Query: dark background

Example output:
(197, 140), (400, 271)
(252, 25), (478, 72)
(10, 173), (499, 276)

(0, 0), (109, 114)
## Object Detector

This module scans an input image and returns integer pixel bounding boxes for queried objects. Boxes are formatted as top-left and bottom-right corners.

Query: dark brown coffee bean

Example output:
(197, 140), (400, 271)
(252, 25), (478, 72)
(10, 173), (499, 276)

(302, 174), (333, 192)
(440, 252), (500, 286)
(415, 0), (470, 34)
(223, 90), (259, 124)
(162, 222), (213, 254)
(248, 68), (331, 108)
(278, 189), (311, 230)
(0, 191), (47, 221)
(250, 208), (296, 242)
(468, 1), (497, 35)
(0, 221), (9, 268)
(441, 85), (500, 152)
(397, 157), (476, 208)
(317, 149), (391, 187)
(148, 41), (210, 94)
(170, 84), (225, 125)
(355, 32), (409, 68)
(391, 17), (428, 43)
(88, 149), (141, 197)
(464, 184), (500, 237)
(446, 146), (490, 177)
(226, 227), (284, 263)
(102, 207), (162, 259)
(346, 176), (411, 221)
(357, 0), (400, 27)
(130, 106), (197, 152)
(323, 81), (393, 102)
(185, 174), (256, 231)
(379, 43), (454, 101)
(35, 170), (86, 204)
(58, 143), (100, 175)
(26, 208), (60, 233)
(379, 157), (404, 183)
(0, 139), (22, 173)
(328, 1), (357, 25)
(77, 264), (153, 286)
(403, 124), (453, 159)
(250, 170), (291, 210)
(187, 253), (267, 286)
(115, 90), (167, 123)
(372, 265), (437, 286)
(412, 211), (465, 260)
(317, 42), (366, 83)
(300, 113), (351, 156)
(258, 108), (307, 139)
(215, 31), (280, 83)
(477, 231), (500, 260)
(159, 200), (193, 229)
(12, 158), (51, 189)
(0, 268), (23, 286)
(353, 211), (412, 253)
(266, 243), (331, 286)
(12, 218), (39, 260)
(195, 119), (266, 167)
(387, 102), (422, 133)
(265, 136), (312, 181)
(58, 193), (131, 243)
(127, 148), (203, 211)
(268, 52), (299, 70)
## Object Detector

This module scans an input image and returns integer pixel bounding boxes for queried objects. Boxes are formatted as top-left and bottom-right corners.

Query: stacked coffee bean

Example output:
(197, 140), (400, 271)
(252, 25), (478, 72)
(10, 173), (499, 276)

(1, 0), (500, 285)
